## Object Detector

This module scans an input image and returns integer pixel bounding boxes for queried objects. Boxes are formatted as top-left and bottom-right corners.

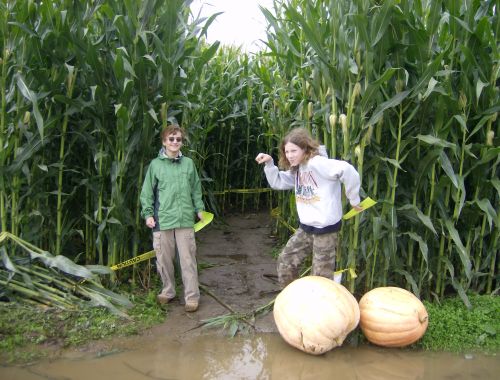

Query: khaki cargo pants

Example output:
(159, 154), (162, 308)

(153, 228), (200, 304)
(277, 227), (338, 288)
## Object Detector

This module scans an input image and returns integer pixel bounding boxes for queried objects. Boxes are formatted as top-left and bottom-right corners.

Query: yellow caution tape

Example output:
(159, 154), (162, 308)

(334, 268), (357, 278)
(212, 188), (272, 195)
(349, 268), (357, 278)
(343, 197), (377, 220)
(110, 211), (214, 271)
(333, 268), (357, 284)
(278, 218), (297, 233)
(270, 207), (280, 218)
(271, 207), (297, 233)
(110, 250), (156, 271)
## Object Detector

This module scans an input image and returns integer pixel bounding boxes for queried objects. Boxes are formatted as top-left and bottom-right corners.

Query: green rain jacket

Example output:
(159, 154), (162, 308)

(140, 149), (204, 231)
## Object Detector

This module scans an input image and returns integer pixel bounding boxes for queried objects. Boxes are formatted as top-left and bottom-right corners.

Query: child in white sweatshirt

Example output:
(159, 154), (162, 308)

(255, 127), (363, 288)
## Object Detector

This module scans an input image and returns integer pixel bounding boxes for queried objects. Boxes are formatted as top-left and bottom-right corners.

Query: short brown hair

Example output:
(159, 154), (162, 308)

(160, 124), (185, 141)
(278, 128), (319, 170)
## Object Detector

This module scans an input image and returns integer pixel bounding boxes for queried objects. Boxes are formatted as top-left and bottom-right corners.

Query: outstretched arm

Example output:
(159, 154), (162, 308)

(255, 153), (295, 190)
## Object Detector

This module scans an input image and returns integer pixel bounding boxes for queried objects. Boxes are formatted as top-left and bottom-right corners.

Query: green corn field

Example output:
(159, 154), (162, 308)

(0, 0), (498, 306)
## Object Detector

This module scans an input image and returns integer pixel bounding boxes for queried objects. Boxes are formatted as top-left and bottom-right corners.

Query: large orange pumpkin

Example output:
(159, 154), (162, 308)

(359, 287), (428, 347)
(273, 276), (360, 355)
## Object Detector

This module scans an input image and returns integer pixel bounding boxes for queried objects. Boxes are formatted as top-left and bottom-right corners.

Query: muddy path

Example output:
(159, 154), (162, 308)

(44, 211), (280, 359)
(76, 210), (282, 358)
(156, 211), (280, 338)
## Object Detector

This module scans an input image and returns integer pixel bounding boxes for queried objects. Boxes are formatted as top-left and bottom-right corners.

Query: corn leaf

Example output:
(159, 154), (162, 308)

(367, 90), (410, 127)
(443, 257), (472, 309)
(399, 205), (437, 235)
(14, 74), (45, 141)
(473, 199), (497, 230)
(370, 0), (395, 47)
(395, 269), (420, 297)
(438, 150), (459, 189)
(444, 220), (472, 280)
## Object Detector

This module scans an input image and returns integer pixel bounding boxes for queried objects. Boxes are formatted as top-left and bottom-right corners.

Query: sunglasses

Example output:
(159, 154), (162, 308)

(167, 137), (182, 143)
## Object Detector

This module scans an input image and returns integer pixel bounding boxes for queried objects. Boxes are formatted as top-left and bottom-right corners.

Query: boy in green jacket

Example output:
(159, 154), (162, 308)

(140, 124), (205, 312)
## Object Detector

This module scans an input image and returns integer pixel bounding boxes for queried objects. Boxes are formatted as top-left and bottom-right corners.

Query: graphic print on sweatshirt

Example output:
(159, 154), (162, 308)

(295, 170), (320, 204)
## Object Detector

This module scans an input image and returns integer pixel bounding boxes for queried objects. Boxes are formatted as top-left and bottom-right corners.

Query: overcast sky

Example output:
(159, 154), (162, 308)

(190, 0), (274, 53)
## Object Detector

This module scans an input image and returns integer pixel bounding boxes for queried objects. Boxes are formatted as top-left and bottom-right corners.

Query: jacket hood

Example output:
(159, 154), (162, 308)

(158, 147), (183, 160)
(318, 145), (328, 157)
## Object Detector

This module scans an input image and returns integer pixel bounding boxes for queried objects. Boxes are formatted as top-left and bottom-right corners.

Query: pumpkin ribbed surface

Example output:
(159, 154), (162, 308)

(359, 287), (428, 347)
(273, 276), (360, 355)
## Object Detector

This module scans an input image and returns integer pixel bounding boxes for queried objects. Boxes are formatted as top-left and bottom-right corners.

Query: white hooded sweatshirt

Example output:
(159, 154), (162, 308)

(263, 152), (360, 229)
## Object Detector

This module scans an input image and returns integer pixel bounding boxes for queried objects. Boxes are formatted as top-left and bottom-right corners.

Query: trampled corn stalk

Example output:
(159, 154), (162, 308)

(0, 232), (132, 317)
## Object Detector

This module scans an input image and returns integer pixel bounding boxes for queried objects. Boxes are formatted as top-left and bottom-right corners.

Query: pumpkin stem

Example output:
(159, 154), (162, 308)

(419, 314), (429, 323)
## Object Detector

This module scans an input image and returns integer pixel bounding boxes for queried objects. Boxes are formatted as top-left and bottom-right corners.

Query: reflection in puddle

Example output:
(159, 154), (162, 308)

(1, 334), (499, 379)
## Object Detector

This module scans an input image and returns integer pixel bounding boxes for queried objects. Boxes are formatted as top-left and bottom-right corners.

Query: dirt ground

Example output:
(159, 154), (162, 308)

(80, 210), (282, 356)
(154, 210), (281, 338)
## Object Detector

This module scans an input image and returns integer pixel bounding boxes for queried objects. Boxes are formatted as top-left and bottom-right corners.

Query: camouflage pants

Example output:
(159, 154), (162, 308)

(277, 227), (338, 288)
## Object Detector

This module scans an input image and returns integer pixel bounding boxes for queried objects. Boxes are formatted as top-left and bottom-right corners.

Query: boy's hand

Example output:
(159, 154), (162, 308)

(255, 153), (272, 164)
(146, 217), (156, 228)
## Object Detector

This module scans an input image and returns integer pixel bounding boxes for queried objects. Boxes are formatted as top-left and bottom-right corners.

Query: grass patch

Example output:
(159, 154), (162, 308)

(415, 293), (500, 353)
(0, 289), (165, 364)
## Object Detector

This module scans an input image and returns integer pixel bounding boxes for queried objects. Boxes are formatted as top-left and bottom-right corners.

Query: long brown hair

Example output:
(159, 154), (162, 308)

(278, 128), (319, 170)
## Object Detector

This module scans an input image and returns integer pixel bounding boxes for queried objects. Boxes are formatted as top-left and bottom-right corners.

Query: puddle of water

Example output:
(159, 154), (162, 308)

(1, 334), (498, 380)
